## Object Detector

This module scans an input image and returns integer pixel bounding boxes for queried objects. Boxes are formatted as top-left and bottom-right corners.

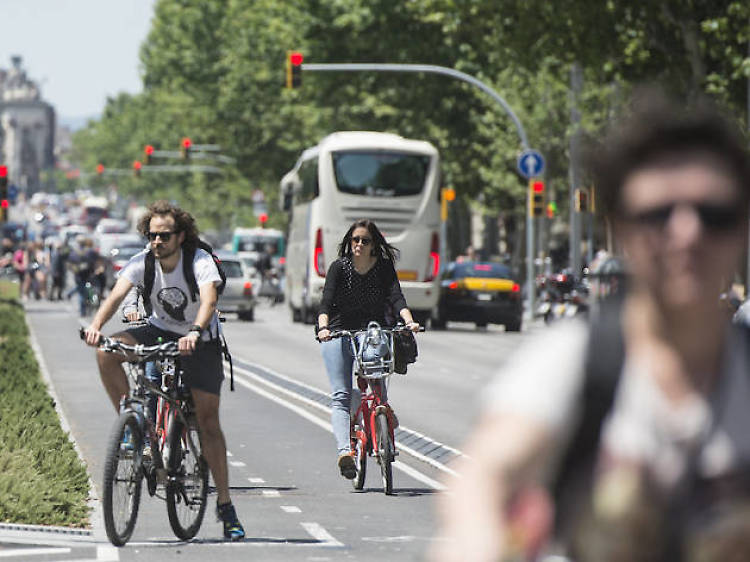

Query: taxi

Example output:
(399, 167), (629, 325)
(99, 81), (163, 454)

(432, 261), (522, 331)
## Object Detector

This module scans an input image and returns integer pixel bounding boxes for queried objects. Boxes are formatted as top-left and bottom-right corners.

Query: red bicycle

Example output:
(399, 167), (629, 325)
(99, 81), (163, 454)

(327, 322), (422, 495)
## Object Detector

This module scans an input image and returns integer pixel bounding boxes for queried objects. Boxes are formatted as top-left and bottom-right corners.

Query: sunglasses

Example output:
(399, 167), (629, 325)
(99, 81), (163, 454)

(351, 236), (372, 246)
(147, 231), (178, 242)
(624, 202), (744, 233)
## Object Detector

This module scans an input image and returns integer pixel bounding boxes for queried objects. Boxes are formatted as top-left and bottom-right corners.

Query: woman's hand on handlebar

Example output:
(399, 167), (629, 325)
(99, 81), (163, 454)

(405, 321), (420, 333)
(317, 327), (332, 342)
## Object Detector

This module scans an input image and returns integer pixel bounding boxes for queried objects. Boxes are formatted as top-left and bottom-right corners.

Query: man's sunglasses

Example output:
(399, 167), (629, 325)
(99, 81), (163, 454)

(147, 231), (178, 242)
(351, 236), (372, 246)
(624, 202), (744, 233)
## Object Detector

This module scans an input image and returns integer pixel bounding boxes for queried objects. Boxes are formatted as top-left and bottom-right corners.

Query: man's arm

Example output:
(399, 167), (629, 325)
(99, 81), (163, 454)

(178, 281), (218, 354)
(431, 413), (552, 562)
(84, 276), (134, 345)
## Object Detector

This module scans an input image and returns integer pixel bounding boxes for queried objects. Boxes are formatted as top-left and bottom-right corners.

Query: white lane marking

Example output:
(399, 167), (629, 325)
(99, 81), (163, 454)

(262, 490), (281, 498)
(97, 545), (120, 561)
(300, 522), (343, 547)
(0, 547), (71, 558)
(232, 376), (446, 490)
(229, 460), (246, 467)
(226, 451), (234, 457)
(248, 477), (265, 484)
(281, 506), (302, 513)
(230, 363), (464, 476)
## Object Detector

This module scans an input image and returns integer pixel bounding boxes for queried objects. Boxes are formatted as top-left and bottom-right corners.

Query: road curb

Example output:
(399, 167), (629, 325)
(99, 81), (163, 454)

(24, 307), (107, 543)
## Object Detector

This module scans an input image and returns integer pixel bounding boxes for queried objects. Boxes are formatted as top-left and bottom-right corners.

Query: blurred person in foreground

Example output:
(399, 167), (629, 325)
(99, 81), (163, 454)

(433, 90), (750, 562)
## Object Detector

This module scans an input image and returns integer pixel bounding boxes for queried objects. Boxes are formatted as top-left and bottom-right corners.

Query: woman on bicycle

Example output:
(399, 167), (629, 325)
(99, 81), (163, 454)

(317, 219), (420, 479)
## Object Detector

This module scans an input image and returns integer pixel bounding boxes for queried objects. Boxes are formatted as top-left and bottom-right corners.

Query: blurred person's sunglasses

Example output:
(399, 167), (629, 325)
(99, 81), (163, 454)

(147, 231), (177, 242)
(352, 236), (372, 246)
(624, 202), (744, 233)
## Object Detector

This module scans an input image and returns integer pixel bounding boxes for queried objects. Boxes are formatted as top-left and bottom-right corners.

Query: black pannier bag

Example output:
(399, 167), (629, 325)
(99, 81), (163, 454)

(393, 330), (418, 374)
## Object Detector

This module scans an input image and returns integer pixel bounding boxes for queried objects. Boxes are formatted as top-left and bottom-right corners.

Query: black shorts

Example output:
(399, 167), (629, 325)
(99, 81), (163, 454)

(124, 324), (224, 395)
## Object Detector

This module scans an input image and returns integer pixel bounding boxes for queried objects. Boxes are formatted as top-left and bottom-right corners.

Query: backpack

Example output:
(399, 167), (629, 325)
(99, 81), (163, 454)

(141, 239), (226, 317)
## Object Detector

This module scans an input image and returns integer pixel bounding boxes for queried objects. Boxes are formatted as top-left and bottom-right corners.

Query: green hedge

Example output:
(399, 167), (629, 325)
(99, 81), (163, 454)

(0, 289), (90, 527)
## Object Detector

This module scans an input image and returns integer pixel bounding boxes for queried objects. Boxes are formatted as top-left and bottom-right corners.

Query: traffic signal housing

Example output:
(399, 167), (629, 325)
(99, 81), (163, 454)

(0, 166), (8, 221)
(144, 145), (154, 165)
(180, 138), (192, 161)
(575, 188), (589, 212)
(286, 51), (303, 89)
(530, 180), (544, 218)
(96, 163), (104, 176)
(133, 160), (142, 178)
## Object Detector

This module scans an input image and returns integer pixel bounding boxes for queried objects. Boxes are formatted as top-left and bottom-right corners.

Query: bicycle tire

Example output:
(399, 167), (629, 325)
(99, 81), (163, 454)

(102, 412), (143, 546)
(352, 432), (367, 491)
(375, 413), (393, 495)
(166, 417), (208, 540)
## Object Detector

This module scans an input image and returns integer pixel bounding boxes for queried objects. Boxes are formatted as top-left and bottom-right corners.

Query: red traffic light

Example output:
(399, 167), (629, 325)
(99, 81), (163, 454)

(181, 137), (192, 149)
(533, 180), (544, 193)
(0, 165), (7, 178)
(145, 145), (155, 155)
(258, 213), (268, 224)
(290, 52), (303, 66)
(133, 161), (142, 170)
(96, 164), (104, 175)
(1, 199), (8, 209)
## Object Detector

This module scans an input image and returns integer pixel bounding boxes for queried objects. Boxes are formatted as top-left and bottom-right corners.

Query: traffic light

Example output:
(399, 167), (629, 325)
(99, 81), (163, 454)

(546, 201), (557, 219)
(133, 160), (142, 178)
(258, 213), (268, 227)
(441, 187), (455, 221)
(180, 137), (192, 161)
(575, 188), (589, 212)
(144, 145), (154, 165)
(530, 180), (544, 217)
(96, 163), (104, 176)
(286, 51), (303, 89)
(0, 166), (7, 221)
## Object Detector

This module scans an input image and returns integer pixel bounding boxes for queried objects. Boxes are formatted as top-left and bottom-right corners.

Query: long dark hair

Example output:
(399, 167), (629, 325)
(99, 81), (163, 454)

(338, 219), (399, 262)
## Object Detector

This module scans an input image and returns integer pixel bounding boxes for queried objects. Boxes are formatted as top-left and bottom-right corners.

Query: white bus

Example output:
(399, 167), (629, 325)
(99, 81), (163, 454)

(281, 131), (441, 325)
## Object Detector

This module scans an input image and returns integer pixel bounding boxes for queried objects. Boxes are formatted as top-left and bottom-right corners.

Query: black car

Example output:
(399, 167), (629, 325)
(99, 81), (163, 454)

(432, 261), (523, 331)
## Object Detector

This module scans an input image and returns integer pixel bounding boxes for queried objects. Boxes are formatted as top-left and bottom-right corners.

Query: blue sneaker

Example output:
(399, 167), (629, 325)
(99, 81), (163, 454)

(217, 502), (245, 541)
(121, 425), (134, 451)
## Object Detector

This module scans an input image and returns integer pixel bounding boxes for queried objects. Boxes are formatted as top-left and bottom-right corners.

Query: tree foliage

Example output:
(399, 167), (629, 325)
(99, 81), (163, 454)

(71, 0), (750, 235)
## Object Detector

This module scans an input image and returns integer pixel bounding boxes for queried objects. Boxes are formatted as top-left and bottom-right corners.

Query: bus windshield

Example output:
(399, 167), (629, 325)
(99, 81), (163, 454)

(332, 151), (430, 197)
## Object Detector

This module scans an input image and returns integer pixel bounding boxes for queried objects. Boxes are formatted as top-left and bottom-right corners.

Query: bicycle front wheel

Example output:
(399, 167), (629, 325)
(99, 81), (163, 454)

(375, 412), (393, 495)
(352, 432), (367, 491)
(166, 417), (209, 540)
(102, 412), (143, 546)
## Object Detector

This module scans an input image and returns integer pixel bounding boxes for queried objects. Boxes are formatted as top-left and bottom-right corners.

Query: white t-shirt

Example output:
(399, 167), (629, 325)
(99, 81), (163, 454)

(119, 247), (221, 337)
(484, 319), (750, 491)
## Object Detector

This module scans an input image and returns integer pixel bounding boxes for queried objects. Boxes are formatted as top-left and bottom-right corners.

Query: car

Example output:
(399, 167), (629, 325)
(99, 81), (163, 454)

(215, 251), (256, 321)
(106, 244), (147, 288)
(432, 261), (523, 331)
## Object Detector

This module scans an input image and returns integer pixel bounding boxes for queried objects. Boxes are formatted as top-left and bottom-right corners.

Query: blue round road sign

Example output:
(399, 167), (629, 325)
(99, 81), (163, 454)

(517, 149), (545, 179)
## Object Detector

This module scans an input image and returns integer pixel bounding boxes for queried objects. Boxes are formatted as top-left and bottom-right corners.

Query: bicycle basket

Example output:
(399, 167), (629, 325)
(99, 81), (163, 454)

(356, 322), (393, 378)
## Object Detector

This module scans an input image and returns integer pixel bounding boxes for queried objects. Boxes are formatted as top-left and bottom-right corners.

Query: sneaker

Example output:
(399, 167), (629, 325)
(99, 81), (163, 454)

(216, 502), (245, 541)
(142, 445), (152, 464)
(338, 452), (356, 480)
(121, 426), (134, 451)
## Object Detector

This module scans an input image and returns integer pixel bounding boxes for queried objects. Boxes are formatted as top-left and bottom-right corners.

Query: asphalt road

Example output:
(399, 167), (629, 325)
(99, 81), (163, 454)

(7, 297), (544, 562)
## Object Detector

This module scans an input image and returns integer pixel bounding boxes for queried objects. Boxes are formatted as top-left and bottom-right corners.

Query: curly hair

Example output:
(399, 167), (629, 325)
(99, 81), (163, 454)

(137, 200), (200, 247)
(590, 87), (750, 219)
(337, 219), (399, 261)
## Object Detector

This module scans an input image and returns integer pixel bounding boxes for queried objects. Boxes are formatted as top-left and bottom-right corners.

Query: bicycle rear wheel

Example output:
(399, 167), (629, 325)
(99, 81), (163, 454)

(102, 412), (143, 546)
(166, 417), (208, 540)
(352, 431), (367, 491)
(375, 412), (393, 495)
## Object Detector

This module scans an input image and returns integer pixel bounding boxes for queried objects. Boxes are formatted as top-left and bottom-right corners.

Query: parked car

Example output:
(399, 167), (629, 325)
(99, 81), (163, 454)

(106, 244), (147, 288)
(215, 251), (256, 321)
(432, 261), (523, 331)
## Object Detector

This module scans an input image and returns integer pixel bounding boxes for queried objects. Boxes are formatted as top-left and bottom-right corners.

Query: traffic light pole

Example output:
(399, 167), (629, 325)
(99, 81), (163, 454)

(301, 62), (537, 318)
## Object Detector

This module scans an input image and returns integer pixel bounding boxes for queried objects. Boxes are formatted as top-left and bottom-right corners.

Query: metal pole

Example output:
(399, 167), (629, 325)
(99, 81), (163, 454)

(526, 180), (535, 319)
(569, 63), (583, 278)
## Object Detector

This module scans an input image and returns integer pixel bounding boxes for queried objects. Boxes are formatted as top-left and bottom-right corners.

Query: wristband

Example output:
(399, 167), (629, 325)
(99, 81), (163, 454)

(189, 324), (203, 335)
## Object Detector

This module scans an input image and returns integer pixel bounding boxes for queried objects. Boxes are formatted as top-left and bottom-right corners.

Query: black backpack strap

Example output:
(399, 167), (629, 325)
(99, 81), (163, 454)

(143, 250), (155, 316)
(219, 330), (234, 391)
(552, 294), (626, 536)
(182, 245), (199, 302)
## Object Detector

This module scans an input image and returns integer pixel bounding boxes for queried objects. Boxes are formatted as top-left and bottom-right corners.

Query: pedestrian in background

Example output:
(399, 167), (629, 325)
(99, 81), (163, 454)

(432, 90), (750, 562)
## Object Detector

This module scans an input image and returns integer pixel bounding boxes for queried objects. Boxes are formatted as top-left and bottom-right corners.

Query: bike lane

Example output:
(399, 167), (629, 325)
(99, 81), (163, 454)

(20, 300), (442, 562)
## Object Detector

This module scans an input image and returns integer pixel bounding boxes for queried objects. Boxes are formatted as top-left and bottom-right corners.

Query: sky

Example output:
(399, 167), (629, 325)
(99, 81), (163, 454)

(2, 0), (157, 125)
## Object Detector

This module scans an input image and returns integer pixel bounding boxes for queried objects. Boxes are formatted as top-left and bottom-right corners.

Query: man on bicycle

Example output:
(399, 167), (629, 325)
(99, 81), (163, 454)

(83, 200), (245, 541)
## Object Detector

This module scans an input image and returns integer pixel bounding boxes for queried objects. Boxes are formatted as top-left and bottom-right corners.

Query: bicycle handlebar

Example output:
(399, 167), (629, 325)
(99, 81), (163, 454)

(316, 324), (425, 342)
(78, 327), (181, 358)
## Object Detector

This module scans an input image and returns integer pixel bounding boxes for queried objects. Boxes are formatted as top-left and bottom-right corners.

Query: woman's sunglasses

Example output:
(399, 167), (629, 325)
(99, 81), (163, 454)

(147, 231), (177, 242)
(351, 236), (372, 246)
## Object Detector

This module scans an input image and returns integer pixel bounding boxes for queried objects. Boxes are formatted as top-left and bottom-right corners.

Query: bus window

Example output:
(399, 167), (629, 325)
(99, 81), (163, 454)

(298, 158), (319, 203)
(332, 151), (429, 197)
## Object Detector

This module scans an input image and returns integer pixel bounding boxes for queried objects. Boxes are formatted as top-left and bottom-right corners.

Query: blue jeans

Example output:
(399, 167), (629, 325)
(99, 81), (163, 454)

(321, 337), (387, 456)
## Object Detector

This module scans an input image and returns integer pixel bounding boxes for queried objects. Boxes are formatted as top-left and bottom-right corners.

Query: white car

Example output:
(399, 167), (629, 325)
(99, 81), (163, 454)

(215, 252), (256, 321)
